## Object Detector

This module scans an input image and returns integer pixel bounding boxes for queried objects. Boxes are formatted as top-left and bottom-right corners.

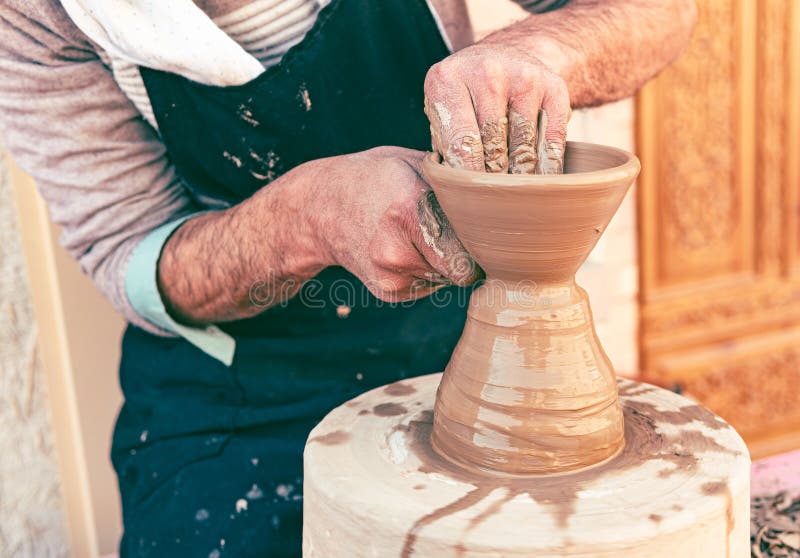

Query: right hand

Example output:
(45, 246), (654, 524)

(311, 146), (482, 302)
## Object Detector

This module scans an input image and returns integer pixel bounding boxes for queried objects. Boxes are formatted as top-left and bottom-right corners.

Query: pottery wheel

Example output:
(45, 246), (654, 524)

(303, 374), (750, 557)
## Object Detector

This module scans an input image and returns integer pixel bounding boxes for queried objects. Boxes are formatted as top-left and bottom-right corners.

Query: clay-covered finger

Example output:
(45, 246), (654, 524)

(507, 80), (543, 175)
(478, 114), (509, 173)
(536, 78), (571, 175)
(424, 67), (484, 171)
(415, 190), (483, 286)
(469, 68), (510, 173)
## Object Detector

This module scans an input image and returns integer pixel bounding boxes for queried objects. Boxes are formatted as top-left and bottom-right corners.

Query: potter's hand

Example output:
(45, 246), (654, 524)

(424, 43), (570, 175)
(316, 146), (482, 301)
(157, 146), (479, 326)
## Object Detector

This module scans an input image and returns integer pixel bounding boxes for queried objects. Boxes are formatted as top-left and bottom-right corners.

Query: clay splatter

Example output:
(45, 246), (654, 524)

(237, 103), (259, 127)
(246, 484), (263, 500)
(384, 382), (417, 397)
(307, 430), (351, 446)
(401, 486), (492, 558)
(222, 151), (242, 168)
(336, 305), (351, 319)
(398, 391), (741, 557)
(702, 481), (734, 557)
(248, 149), (279, 182)
(373, 403), (407, 417)
(298, 84), (312, 111)
(276, 484), (294, 500)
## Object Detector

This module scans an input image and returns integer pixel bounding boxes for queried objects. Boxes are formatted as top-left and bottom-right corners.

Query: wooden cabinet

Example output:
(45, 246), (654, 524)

(636, 0), (800, 458)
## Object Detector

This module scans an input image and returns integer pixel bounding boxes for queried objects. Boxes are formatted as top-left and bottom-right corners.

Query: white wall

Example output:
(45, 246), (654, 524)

(0, 149), (69, 556)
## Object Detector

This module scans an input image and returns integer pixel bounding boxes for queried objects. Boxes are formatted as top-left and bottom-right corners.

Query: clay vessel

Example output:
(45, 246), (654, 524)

(422, 142), (640, 475)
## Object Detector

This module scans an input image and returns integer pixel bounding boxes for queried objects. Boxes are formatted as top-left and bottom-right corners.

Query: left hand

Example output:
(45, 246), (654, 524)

(424, 42), (571, 174)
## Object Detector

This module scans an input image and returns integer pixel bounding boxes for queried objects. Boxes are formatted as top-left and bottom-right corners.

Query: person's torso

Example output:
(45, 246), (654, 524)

(115, 0), (473, 442)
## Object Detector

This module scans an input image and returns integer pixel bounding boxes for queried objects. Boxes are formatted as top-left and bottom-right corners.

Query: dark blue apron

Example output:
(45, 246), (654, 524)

(111, 1), (468, 556)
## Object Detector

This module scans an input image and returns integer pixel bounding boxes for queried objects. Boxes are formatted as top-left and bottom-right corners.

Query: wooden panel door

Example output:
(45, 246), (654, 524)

(636, 0), (800, 459)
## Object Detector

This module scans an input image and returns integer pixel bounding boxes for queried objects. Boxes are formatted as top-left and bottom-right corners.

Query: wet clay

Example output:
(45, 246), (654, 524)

(479, 117), (509, 173)
(306, 430), (351, 446)
(399, 391), (741, 557)
(421, 142), (640, 475)
(425, 92), (563, 175)
(303, 374), (751, 557)
(507, 109), (537, 174)
(415, 190), (480, 286)
(373, 403), (408, 417)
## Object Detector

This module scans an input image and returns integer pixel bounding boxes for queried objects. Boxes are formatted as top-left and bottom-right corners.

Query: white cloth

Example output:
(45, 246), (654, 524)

(61, 0), (452, 87)
(59, 0), (265, 85)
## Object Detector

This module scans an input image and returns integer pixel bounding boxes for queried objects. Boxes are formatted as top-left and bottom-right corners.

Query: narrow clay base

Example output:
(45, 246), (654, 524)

(303, 374), (750, 558)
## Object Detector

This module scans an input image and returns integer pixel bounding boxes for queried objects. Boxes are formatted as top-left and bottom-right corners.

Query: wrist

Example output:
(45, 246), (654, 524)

(235, 160), (334, 281)
(296, 155), (348, 269)
(526, 35), (577, 80)
(479, 21), (582, 96)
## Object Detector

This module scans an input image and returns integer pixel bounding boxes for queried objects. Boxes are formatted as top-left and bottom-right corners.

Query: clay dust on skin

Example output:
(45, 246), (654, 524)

(433, 102), (451, 128)
(479, 117), (509, 173)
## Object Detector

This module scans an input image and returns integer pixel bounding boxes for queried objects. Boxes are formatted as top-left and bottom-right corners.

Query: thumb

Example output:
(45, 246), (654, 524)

(415, 190), (483, 286)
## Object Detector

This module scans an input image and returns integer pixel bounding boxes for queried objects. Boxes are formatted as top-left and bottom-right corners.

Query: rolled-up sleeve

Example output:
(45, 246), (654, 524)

(0, 2), (228, 354)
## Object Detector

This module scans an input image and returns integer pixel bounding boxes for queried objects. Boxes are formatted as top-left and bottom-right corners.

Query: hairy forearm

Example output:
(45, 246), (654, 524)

(157, 163), (330, 325)
(484, 0), (698, 107)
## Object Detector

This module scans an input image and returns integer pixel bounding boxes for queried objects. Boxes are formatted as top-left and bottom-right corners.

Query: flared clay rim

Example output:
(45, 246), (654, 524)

(422, 141), (640, 191)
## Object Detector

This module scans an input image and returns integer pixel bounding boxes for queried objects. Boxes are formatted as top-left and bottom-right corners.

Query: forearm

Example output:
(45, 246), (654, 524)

(157, 162), (330, 325)
(482, 0), (698, 107)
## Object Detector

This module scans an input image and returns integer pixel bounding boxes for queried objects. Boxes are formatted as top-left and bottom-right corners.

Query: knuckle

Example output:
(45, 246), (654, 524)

(424, 61), (451, 91)
(483, 77), (504, 97)
(546, 73), (570, 102)
(383, 156), (409, 176)
(477, 58), (504, 82)
(367, 145), (396, 158)
(517, 64), (540, 86)
(371, 242), (410, 272)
